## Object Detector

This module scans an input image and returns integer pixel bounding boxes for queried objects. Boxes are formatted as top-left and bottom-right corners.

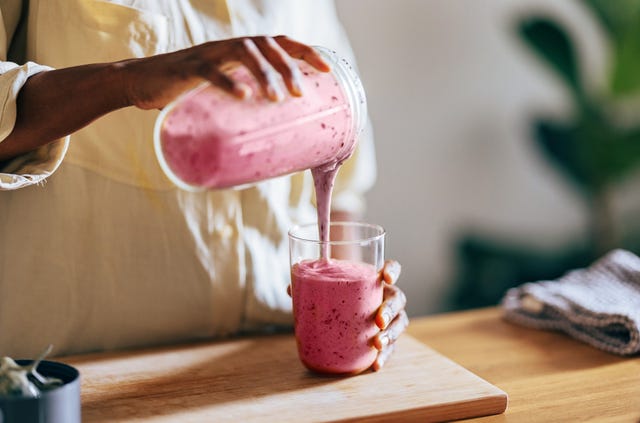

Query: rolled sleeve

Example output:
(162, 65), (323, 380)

(0, 61), (70, 190)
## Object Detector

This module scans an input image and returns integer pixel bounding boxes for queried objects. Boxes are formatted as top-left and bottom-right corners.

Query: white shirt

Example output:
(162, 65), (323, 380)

(0, 0), (376, 357)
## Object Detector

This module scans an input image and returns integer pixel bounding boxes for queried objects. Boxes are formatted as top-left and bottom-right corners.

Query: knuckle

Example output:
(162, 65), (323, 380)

(387, 288), (401, 306)
(385, 302), (396, 317)
(278, 62), (295, 78)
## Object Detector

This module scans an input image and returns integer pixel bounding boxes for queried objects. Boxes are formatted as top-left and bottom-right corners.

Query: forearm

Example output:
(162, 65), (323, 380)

(0, 62), (130, 162)
(0, 36), (330, 164)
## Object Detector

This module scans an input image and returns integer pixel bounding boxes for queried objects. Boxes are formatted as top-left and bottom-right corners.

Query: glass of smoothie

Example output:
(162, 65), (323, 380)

(289, 222), (385, 375)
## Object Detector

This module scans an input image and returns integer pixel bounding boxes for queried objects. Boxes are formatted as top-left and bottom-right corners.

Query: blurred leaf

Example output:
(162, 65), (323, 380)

(601, 125), (640, 181)
(611, 17), (640, 95)
(581, 0), (640, 42)
(581, 0), (640, 96)
(534, 111), (640, 196)
(453, 3), (640, 306)
(518, 17), (581, 96)
(534, 119), (592, 195)
(575, 106), (640, 186)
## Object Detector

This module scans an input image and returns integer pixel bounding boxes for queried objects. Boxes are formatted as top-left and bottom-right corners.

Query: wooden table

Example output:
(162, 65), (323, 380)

(407, 307), (640, 422)
(62, 307), (640, 422)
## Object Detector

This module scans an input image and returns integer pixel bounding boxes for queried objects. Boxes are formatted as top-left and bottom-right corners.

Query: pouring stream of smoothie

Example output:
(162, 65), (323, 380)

(311, 165), (340, 259)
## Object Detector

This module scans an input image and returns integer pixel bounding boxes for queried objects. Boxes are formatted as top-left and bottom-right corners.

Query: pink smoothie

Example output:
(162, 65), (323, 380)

(291, 258), (382, 374)
(312, 165), (340, 258)
(158, 61), (357, 190)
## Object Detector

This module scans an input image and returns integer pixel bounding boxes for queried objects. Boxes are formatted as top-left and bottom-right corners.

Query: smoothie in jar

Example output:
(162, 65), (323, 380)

(155, 47), (365, 192)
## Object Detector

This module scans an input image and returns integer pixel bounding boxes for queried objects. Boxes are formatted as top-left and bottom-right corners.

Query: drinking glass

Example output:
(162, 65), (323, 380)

(289, 222), (385, 374)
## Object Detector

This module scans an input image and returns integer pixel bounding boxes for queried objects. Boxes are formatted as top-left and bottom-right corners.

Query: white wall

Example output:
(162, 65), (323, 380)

(335, 0), (640, 316)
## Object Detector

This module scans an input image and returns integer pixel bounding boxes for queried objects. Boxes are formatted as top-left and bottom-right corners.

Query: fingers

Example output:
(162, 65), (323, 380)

(208, 70), (251, 99)
(194, 35), (329, 102)
(286, 284), (292, 298)
(254, 37), (304, 97)
(130, 35), (327, 108)
(274, 35), (331, 72)
(372, 283), (409, 372)
(236, 38), (284, 101)
(373, 310), (409, 350)
(372, 342), (395, 372)
(371, 310), (409, 371)
(381, 260), (401, 285)
(375, 284), (407, 329)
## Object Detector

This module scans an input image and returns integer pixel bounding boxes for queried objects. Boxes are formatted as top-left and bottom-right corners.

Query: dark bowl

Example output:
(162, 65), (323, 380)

(0, 360), (80, 423)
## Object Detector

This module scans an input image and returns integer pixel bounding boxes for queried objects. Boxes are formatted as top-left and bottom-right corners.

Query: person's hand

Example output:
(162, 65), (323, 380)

(371, 260), (408, 371)
(118, 35), (331, 110)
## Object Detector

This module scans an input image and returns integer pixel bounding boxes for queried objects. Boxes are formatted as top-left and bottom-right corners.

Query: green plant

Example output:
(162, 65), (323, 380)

(518, 0), (640, 254)
(447, 1), (640, 312)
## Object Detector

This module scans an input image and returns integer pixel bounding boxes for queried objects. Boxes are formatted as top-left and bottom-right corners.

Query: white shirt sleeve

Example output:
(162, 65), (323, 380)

(0, 7), (70, 190)
(0, 0), (69, 191)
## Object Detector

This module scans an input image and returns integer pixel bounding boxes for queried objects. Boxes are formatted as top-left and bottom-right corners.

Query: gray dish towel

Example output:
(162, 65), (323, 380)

(502, 249), (640, 356)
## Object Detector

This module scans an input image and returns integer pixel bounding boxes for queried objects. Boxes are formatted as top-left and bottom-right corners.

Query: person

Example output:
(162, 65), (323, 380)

(0, 0), (408, 370)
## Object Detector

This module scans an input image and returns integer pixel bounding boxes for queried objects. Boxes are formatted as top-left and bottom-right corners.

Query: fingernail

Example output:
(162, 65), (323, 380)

(380, 334), (390, 348)
(316, 56), (331, 72)
(381, 312), (391, 329)
(292, 79), (303, 96)
(233, 83), (251, 99)
(267, 84), (283, 101)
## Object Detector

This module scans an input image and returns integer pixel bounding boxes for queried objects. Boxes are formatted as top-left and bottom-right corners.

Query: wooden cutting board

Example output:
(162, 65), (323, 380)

(65, 334), (507, 422)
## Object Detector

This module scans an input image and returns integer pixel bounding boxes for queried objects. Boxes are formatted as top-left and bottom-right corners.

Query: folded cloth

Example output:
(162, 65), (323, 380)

(502, 249), (640, 356)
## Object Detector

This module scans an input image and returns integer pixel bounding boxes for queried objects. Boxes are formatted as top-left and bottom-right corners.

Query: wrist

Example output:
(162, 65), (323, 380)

(110, 59), (138, 109)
